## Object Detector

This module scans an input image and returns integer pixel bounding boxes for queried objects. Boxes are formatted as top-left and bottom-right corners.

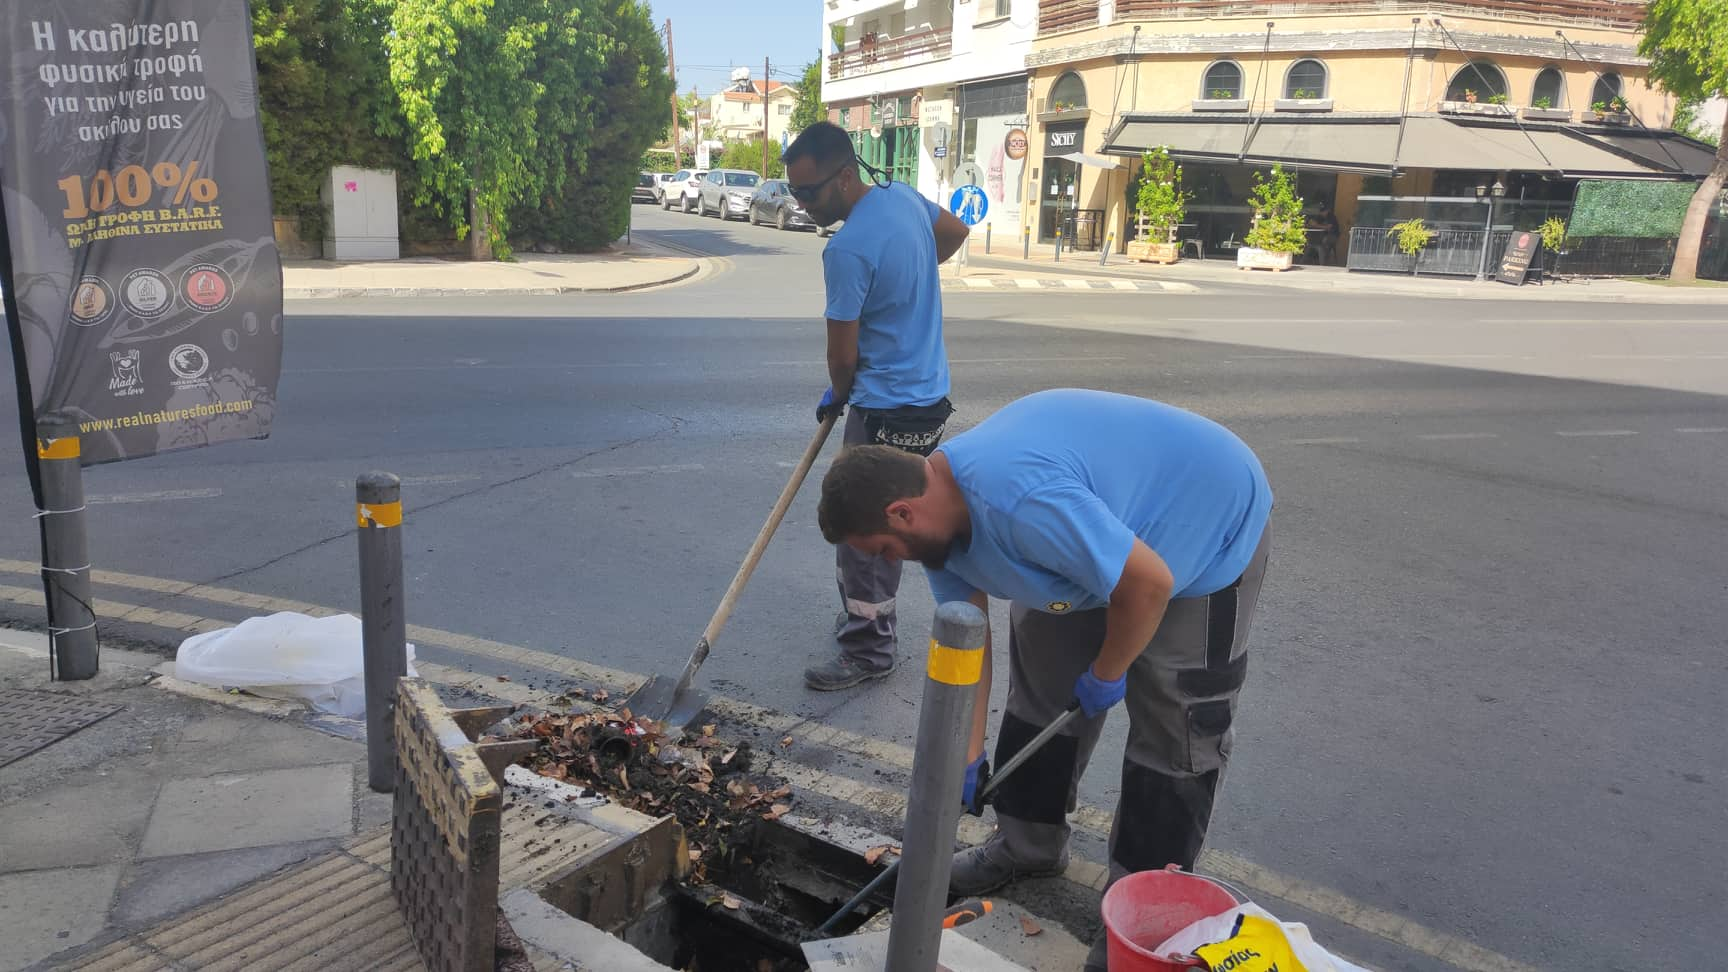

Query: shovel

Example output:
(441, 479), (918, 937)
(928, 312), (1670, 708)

(622, 414), (840, 729)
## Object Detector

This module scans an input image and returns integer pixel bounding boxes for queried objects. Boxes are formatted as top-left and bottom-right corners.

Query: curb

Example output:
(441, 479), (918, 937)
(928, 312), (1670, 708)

(943, 276), (1198, 293)
(282, 259), (703, 300)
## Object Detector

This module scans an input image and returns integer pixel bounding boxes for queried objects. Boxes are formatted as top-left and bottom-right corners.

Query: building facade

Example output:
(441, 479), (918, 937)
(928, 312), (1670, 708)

(707, 78), (800, 146)
(822, 0), (1038, 231)
(1016, 0), (1711, 262)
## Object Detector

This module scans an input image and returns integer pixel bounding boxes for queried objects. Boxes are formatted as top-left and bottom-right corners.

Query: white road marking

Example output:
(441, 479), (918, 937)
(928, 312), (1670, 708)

(568, 462), (705, 479)
(1110, 280), (1138, 291)
(1417, 432), (1500, 440)
(86, 488), (222, 505)
(1283, 437), (1363, 446)
(1063, 279), (1091, 289)
(1588, 353), (1728, 361)
(1556, 430), (1638, 437)
(963, 278), (993, 288)
(330, 474), (484, 488)
(1013, 278), (1042, 289)
(1675, 426), (1728, 433)
(1388, 353), (1536, 361)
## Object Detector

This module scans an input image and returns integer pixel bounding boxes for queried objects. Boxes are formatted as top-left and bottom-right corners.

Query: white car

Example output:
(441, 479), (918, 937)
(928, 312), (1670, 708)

(652, 172), (679, 204)
(662, 169), (708, 213)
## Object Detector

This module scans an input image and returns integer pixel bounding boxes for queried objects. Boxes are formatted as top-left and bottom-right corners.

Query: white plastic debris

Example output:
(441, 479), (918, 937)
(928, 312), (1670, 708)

(174, 612), (416, 718)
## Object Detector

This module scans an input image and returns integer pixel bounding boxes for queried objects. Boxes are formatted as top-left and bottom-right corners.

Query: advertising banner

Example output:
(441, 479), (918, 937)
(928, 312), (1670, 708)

(1, 1), (282, 465)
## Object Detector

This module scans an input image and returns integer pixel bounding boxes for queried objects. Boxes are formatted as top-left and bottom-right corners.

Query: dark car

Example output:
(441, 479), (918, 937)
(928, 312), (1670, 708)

(747, 180), (818, 231)
(633, 171), (658, 204)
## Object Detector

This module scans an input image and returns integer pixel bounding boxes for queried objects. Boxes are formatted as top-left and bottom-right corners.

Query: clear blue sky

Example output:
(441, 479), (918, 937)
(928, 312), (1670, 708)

(650, 0), (822, 96)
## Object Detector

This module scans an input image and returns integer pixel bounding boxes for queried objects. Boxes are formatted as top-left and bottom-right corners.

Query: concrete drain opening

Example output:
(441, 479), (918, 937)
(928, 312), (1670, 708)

(538, 810), (893, 971)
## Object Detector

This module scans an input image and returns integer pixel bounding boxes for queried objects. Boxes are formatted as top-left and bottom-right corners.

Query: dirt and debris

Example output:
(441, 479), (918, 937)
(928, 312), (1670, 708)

(1019, 915), (1044, 937)
(863, 844), (900, 867)
(508, 707), (795, 884)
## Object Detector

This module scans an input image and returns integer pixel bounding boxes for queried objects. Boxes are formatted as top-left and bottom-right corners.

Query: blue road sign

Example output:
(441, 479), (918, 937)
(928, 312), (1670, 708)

(950, 184), (988, 226)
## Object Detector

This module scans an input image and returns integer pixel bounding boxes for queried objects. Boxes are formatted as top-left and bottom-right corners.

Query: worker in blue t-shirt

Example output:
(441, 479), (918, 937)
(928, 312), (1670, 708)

(816, 389), (1274, 972)
(783, 121), (971, 692)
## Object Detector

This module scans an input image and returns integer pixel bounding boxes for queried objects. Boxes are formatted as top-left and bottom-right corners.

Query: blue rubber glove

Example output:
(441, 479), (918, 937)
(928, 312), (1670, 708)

(1074, 666), (1127, 719)
(961, 752), (991, 816)
(816, 387), (845, 424)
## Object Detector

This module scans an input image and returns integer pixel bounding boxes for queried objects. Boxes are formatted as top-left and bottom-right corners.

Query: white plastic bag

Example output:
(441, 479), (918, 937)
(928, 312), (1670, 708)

(1156, 902), (1372, 972)
(175, 612), (417, 718)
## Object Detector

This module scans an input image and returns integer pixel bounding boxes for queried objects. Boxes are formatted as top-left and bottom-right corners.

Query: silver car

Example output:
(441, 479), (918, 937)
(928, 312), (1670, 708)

(697, 169), (762, 221)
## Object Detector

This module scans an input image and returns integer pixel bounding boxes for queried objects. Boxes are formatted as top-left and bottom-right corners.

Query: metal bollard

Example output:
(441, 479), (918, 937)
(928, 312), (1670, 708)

(1100, 232), (1115, 267)
(357, 472), (408, 792)
(985, 223), (992, 255)
(1022, 226), (1030, 260)
(885, 601), (986, 971)
(35, 414), (97, 680)
(1054, 229), (1063, 262)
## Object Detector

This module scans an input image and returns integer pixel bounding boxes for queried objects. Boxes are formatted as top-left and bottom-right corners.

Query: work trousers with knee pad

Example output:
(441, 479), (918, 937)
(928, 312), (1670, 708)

(987, 524), (1271, 885)
(833, 400), (953, 667)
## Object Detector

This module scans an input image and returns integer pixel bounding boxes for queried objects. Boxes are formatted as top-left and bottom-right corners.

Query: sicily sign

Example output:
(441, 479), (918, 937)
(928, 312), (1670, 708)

(1, 1), (282, 464)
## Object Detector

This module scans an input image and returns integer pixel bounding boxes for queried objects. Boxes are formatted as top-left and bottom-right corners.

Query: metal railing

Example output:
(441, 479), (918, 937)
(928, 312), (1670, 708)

(1040, 0), (1647, 34)
(828, 28), (953, 79)
(1346, 226), (1515, 276)
(1553, 237), (1677, 277)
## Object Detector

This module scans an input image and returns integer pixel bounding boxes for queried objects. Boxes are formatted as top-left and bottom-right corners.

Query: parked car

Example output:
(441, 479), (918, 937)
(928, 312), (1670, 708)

(747, 180), (819, 231)
(697, 169), (762, 220)
(663, 169), (707, 212)
(652, 172), (679, 203)
(633, 171), (658, 204)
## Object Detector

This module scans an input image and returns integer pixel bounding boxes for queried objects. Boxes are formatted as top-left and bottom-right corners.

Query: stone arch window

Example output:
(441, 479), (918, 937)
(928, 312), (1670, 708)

(1591, 73), (1624, 108)
(1049, 71), (1088, 111)
(1445, 60), (1508, 102)
(1531, 67), (1566, 109)
(1284, 59), (1328, 99)
(1201, 61), (1244, 100)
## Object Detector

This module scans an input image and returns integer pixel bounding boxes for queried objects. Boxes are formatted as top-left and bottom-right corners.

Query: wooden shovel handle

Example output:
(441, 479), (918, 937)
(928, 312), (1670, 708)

(674, 415), (839, 692)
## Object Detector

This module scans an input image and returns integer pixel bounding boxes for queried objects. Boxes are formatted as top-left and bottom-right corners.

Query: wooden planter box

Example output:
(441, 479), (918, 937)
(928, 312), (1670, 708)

(1237, 247), (1294, 272)
(1127, 240), (1180, 264)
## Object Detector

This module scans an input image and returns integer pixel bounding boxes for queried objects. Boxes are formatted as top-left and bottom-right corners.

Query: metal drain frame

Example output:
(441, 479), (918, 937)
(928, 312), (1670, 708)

(0, 689), (121, 767)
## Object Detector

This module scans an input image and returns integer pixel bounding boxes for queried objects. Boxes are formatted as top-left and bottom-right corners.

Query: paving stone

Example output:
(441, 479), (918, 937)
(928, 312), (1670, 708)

(156, 712), (361, 775)
(0, 774), (154, 873)
(111, 838), (339, 928)
(0, 865), (121, 969)
(139, 763), (353, 859)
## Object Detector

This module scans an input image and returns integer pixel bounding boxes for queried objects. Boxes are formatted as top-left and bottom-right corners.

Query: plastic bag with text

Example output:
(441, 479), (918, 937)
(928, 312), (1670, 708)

(1158, 903), (1372, 972)
(175, 612), (417, 719)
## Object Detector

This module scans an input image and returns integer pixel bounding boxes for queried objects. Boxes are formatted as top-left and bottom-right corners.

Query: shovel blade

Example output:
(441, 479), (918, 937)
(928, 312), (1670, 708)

(621, 675), (710, 730)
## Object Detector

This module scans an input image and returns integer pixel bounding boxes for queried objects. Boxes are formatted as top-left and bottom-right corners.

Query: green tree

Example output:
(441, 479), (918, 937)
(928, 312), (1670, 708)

(1639, 0), (1728, 282)
(510, 0), (672, 251)
(789, 56), (826, 134)
(716, 138), (785, 178)
(252, 0), (401, 241)
(1244, 164), (1307, 254)
(1675, 96), (1722, 146)
(1134, 146), (1188, 242)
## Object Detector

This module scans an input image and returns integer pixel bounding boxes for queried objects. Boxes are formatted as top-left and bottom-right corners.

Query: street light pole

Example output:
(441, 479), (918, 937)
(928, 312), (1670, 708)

(1475, 178), (1505, 281)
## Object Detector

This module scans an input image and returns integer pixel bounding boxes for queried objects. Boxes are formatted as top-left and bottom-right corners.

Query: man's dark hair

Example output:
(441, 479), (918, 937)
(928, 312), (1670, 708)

(783, 121), (856, 169)
(818, 445), (928, 543)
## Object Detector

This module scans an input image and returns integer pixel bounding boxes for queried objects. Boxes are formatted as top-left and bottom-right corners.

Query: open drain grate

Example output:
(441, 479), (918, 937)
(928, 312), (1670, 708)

(0, 689), (122, 767)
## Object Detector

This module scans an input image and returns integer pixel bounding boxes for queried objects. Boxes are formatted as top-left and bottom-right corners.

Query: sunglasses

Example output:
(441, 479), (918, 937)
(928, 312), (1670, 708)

(787, 163), (849, 202)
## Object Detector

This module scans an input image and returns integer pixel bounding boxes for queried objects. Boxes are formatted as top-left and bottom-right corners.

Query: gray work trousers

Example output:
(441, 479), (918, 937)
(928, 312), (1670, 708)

(987, 523), (1272, 887)
(833, 406), (946, 667)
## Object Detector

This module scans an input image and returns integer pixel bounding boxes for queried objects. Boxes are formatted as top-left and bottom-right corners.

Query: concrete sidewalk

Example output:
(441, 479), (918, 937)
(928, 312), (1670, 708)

(0, 631), (393, 971)
(282, 241), (703, 299)
(961, 240), (1728, 304)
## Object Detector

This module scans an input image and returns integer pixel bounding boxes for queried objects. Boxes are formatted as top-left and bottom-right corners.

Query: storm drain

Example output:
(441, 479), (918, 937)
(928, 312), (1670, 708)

(0, 689), (122, 767)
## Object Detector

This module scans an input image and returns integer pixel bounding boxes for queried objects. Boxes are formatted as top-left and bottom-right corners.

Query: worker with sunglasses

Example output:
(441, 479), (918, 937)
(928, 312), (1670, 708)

(782, 121), (972, 691)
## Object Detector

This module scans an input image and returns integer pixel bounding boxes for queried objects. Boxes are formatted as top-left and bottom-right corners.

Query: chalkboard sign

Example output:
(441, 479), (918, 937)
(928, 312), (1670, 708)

(1496, 231), (1540, 286)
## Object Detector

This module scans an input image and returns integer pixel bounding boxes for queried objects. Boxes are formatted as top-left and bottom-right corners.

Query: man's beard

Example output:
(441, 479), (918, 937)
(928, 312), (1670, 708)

(907, 537), (953, 570)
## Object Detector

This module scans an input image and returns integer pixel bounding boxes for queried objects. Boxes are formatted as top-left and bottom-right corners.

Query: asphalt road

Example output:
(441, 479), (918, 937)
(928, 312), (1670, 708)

(2, 203), (1724, 970)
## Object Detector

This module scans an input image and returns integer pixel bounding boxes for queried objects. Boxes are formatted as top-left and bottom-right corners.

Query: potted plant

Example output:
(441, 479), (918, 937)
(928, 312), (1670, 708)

(1209, 88), (1235, 99)
(1537, 216), (1567, 276)
(1387, 217), (1436, 275)
(1127, 147), (1188, 264)
(1464, 89), (1478, 104)
(1292, 88), (1319, 99)
(1238, 164), (1306, 271)
(1533, 96), (1553, 109)
(1487, 93), (1509, 106)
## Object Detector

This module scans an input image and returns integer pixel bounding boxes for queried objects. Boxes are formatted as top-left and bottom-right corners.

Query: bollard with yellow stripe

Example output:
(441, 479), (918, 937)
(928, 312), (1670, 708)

(356, 471), (409, 791)
(886, 600), (989, 968)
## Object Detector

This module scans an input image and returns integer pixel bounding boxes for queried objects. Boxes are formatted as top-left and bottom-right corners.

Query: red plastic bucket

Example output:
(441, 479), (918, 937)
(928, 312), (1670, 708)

(1100, 865), (1239, 970)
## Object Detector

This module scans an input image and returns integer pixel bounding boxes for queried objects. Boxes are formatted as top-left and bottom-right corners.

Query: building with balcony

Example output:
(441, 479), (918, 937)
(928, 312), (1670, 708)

(822, 0), (1040, 232)
(706, 76), (800, 146)
(1012, 0), (1714, 272)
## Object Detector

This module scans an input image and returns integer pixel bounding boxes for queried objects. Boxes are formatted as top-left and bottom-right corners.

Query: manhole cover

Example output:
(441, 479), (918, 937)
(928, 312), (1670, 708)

(0, 690), (123, 767)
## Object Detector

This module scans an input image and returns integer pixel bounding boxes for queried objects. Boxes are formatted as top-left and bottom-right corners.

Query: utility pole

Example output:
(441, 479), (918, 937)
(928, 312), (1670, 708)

(762, 57), (771, 177)
(666, 19), (680, 167)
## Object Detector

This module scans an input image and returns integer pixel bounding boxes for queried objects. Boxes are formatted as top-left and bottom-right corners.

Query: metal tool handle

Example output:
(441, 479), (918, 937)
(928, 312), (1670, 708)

(672, 415), (838, 696)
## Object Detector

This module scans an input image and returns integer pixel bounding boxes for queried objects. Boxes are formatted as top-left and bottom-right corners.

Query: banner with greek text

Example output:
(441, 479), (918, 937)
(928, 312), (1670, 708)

(0, 1), (281, 464)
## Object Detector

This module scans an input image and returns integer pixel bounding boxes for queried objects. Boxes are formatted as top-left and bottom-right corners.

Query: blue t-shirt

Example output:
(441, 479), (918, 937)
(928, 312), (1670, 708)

(822, 182), (950, 410)
(925, 390), (1272, 611)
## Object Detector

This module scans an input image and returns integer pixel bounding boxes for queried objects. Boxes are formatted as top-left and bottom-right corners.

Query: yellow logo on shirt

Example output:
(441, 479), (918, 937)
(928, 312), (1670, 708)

(1046, 601), (1071, 613)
